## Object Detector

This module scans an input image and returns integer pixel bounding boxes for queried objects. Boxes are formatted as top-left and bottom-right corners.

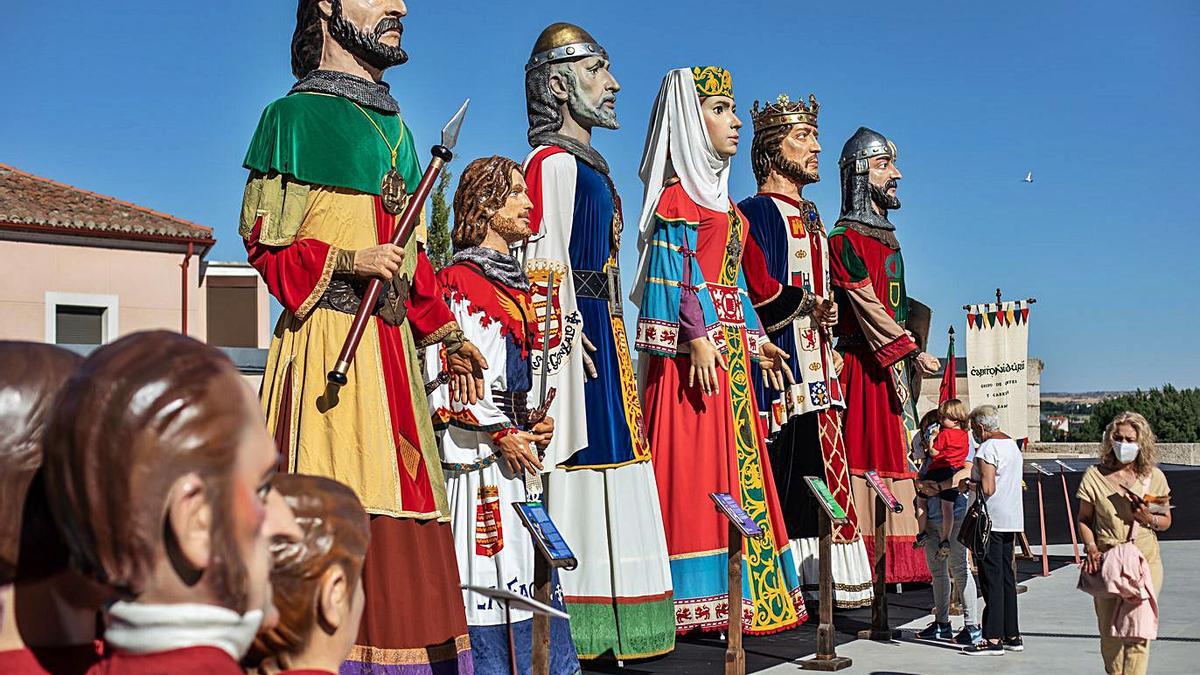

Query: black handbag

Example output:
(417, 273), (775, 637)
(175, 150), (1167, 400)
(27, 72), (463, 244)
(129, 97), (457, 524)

(957, 496), (992, 559)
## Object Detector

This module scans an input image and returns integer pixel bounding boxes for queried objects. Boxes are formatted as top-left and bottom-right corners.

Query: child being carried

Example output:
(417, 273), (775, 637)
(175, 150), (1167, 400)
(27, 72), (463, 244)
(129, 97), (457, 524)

(913, 399), (971, 559)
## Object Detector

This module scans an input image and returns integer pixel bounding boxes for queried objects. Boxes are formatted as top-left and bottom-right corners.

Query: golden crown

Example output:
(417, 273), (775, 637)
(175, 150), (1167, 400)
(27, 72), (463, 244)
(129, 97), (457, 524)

(751, 93), (820, 133)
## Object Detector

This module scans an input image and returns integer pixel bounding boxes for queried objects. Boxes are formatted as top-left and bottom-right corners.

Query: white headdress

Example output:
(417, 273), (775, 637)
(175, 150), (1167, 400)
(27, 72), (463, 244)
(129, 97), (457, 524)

(630, 67), (732, 303)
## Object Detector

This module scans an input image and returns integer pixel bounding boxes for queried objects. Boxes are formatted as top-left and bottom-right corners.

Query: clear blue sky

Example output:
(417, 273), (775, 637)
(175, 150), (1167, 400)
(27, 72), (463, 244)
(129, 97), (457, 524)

(4, 1), (1197, 392)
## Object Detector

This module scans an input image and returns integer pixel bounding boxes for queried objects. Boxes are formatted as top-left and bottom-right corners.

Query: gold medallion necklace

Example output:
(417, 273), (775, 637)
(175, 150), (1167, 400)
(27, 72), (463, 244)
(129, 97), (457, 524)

(351, 101), (408, 214)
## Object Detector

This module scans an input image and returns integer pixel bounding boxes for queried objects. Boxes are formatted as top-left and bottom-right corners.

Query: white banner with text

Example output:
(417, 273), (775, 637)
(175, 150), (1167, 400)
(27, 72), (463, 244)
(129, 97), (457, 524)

(966, 300), (1031, 441)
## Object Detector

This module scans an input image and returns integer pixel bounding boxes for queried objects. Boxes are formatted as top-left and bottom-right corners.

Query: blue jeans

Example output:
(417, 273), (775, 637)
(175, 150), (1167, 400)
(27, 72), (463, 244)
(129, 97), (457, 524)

(922, 493), (979, 625)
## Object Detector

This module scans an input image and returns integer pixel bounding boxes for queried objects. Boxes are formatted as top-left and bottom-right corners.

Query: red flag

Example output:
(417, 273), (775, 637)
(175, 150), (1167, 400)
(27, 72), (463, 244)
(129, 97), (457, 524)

(939, 329), (957, 404)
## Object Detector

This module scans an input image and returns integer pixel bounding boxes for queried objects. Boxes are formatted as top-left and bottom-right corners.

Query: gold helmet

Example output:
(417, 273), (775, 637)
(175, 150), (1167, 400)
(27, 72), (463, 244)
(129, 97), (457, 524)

(526, 22), (607, 71)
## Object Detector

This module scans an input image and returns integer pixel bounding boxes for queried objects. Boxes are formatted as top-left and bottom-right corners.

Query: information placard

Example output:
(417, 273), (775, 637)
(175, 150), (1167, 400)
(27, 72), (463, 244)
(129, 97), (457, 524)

(513, 502), (577, 569)
(863, 470), (903, 513)
(803, 476), (848, 523)
(709, 492), (763, 538)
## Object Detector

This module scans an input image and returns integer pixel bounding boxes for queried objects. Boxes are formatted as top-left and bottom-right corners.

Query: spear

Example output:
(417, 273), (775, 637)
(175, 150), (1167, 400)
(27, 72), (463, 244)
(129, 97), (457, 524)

(328, 99), (470, 386)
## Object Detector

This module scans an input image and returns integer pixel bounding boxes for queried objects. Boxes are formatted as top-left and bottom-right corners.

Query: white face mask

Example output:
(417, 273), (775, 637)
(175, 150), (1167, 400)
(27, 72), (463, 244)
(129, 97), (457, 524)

(1114, 441), (1139, 464)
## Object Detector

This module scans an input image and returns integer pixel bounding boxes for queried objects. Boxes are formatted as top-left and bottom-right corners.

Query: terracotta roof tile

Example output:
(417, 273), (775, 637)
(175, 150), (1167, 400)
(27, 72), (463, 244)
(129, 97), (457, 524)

(0, 163), (214, 242)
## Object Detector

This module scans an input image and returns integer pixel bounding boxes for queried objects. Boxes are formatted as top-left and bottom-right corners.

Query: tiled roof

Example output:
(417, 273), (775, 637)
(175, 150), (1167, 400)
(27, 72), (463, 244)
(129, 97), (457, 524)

(0, 163), (214, 243)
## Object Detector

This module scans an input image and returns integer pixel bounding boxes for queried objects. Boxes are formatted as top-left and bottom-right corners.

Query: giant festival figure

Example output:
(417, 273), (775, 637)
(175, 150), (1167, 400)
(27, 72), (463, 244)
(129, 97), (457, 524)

(426, 156), (579, 674)
(0, 343), (98, 674)
(241, 1), (486, 670)
(41, 332), (301, 673)
(521, 23), (676, 659)
(738, 94), (875, 608)
(247, 473), (371, 674)
(632, 67), (806, 636)
(828, 128), (942, 582)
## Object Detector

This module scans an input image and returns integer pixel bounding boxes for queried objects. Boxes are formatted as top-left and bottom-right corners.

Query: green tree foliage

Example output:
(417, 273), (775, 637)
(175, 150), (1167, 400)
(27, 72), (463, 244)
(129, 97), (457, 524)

(427, 169), (453, 270)
(1069, 385), (1200, 442)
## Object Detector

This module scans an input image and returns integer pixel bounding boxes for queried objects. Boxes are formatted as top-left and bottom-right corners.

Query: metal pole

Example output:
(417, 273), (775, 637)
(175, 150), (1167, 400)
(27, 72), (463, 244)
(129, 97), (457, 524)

(1061, 471), (1081, 564)
(180, 241), (193, 335)
(505, 602), (518, 675)
(1036, 477), (1050, 576)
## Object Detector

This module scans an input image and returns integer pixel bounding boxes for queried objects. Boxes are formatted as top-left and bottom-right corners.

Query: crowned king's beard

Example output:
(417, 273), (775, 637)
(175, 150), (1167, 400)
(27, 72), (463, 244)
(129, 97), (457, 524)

(775, 154), (820, 186)
(328, 0), (409, 71)
(870, 179), (901, 211)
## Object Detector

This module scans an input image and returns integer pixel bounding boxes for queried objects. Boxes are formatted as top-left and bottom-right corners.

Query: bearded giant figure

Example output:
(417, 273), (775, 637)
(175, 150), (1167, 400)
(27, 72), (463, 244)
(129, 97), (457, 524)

(240, 1), (482, 671)
(737, 95), (875, 608)
(521, 22), (676, 660)
(829, 128), (941, 583)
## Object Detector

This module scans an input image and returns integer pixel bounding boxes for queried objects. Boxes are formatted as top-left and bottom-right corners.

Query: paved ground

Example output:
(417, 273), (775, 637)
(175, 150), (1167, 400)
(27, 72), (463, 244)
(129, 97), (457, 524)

(770, 541), (1199, 675)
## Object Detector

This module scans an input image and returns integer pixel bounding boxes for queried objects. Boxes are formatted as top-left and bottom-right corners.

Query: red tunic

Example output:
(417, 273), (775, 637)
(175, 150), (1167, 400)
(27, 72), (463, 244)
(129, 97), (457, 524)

(829, 224), (929, 583)
(86, 646), (241, 675)
(0, 645), (100, 675)
(828, 226), (918, 478)
(641, 184), (805, 635)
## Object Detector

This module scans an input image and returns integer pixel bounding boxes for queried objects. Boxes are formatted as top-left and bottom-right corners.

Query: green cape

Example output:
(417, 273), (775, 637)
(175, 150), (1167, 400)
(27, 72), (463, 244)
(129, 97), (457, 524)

(243, 92), (422, 195)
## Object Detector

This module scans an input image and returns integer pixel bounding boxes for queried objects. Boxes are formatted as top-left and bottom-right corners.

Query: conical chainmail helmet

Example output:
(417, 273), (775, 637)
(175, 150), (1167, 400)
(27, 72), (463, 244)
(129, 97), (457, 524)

(838, 127), (898, 233)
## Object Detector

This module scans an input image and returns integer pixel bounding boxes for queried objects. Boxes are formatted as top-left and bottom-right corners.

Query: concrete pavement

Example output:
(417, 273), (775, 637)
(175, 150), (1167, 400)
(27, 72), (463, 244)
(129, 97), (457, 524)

(772, 542), (1199, 674)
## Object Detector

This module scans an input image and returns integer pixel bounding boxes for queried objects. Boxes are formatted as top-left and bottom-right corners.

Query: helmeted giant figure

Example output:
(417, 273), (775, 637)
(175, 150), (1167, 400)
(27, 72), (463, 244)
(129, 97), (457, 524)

(241, 1), (485, 670)
(521, 22), (675, 660)
(738, 95), (874, 608)
(828, 127), (942, 583)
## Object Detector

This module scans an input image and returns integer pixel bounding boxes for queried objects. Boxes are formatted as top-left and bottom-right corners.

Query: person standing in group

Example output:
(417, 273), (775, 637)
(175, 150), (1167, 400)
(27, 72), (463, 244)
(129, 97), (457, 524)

(960, 405), (1024, 656)
(913, 426), (982, 646)
(1078, 412), (1172, 674)
(632, 66), (805, 636)
(426, 156), (579, 674)
(241, 2), (487, 670)
(737, 92), (873, 609)
(522, 22), (675, 660)
(828, 127), (941, 582)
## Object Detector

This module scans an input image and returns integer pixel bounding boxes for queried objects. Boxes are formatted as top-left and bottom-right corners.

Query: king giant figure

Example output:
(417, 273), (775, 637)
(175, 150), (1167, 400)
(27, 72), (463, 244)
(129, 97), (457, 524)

(829, 128), (941, 583)
(738, 94), (874, 608)
(521, 22), (675, 660)
(241, 1), (484, 670)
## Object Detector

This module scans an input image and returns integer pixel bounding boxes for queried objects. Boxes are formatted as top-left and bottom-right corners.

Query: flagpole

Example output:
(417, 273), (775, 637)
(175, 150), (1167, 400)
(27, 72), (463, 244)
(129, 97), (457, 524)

(938, 325), (957, 404)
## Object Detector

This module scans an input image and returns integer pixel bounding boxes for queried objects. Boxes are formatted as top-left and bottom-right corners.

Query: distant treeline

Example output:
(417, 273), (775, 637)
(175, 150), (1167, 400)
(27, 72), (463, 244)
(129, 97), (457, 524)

(1045, 386), (1200, 443)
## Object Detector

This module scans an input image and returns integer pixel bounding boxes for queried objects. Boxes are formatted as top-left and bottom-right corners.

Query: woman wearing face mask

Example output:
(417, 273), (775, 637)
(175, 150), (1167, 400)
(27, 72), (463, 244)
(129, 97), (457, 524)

(1077, 411), (1172, 674)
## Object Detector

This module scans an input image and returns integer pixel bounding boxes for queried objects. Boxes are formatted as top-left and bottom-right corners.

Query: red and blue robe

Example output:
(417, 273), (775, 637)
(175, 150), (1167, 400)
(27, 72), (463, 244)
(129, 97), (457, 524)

(636, 182), (806, 635)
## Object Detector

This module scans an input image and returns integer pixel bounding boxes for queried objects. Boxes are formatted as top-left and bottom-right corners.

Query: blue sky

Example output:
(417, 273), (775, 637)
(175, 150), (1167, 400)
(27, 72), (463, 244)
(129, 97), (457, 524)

(4, 1), (1197, 392)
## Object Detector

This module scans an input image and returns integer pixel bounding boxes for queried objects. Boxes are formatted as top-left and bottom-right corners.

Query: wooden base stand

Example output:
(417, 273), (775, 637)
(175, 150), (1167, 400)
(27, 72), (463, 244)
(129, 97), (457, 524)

(857, 490), (898, 641)
(797, 508), (853, 670)
(725, 520), (745, 675)
(531, 554), (551, 675)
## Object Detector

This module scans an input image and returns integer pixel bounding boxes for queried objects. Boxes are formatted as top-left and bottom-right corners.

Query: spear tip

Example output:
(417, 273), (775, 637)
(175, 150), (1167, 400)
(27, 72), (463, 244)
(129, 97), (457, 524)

(441, 98), (470, 149)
